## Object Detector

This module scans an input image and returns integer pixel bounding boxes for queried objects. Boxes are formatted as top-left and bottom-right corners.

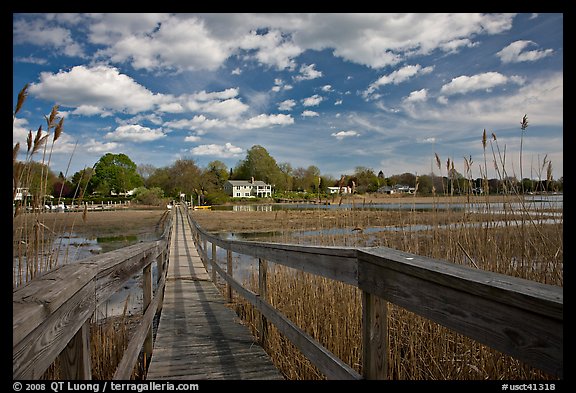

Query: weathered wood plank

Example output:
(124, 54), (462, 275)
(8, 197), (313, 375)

(209, 258), (361, 380)
(147, 206), (282, 380)
(13, 280), (96, 379)
(192, 223), (358, 285)
(357, 250), (563, 377)
(358, 247), (562, 319)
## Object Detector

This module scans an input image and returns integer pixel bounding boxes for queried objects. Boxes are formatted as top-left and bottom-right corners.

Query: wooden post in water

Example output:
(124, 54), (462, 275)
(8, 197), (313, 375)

(362, 291), (388, 379)
(211, 242), (217, 283)
(226, 248), (233, 302)
(258, 258), (268, 347)
(143, 263), (153, 358)
(59, 320), (92, 379)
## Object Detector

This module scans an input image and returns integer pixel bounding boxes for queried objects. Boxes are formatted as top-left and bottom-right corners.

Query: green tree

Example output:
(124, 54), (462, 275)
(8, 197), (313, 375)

(132, 186), (165, 206)
(90, 153), (143, 195)
(233, 145), (287, 191)
(70, 167), (95, 198)
(206, 160), (230, 188)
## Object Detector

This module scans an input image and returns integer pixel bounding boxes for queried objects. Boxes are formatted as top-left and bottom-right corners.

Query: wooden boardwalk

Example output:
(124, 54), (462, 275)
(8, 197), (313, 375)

(146, 206), (283, 380)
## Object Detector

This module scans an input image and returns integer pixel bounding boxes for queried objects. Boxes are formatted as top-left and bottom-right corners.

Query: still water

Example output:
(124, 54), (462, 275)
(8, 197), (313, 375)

(212, 194), (563, 213)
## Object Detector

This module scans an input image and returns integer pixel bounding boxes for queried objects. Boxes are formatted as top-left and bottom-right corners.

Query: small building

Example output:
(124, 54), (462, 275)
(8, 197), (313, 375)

(14, 187), (31, 201)
(378, 184), (416, 194)
(327, 186), (352, 194)
(224, 178), (273, 198)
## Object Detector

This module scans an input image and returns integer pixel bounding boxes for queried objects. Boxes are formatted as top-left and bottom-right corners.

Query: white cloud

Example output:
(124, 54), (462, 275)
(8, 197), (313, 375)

(404, 89), (428, 102)
(302, 94), (323, 107)
(164, 115), (225, 131)
(231, 67), (242, 75)
(98, 15), (231, 72)
(364, 64), (434, 99)
(13, 18), (85, 57)
(293, 63), (323, 82)
(105, 125), (166, 142)
(241, 114), (294, 129)
(190, 142), (243, 157)
(496, 40), (554, 63)
(331, 130), (360, 140)
(334, 100), (343, 105)
(15, 14), (518, 75)
(404, 72), (563, 127)
(201, 98), (249, 118)
(239, 29), (301, 70)
(439, 72), (510, 96)
(13, 56), (49, 65)
(71, 105), (113, 117)
(84, 138), (120, 153)
(278, 99), (296, 111)
(302, 110), (319, 117)
(184, 135), (202, 142)
(13, 117), (32, 146)
(29, 65), (160, 114)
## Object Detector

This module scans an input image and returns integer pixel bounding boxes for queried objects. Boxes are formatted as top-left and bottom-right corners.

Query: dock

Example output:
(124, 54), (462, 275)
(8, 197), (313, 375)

(146, 206), (283, 380)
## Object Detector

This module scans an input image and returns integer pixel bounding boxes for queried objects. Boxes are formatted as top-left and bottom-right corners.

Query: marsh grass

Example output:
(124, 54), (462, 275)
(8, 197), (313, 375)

(13, 85), (146, 380)
(216, 122), (562, 380)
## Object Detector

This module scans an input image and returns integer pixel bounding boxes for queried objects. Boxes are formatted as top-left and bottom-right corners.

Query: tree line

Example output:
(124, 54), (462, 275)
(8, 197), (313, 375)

(13, 144), (563, 208)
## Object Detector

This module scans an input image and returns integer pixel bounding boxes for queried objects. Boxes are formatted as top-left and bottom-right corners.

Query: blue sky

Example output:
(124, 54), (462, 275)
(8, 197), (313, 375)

(12, 13), (563, 181)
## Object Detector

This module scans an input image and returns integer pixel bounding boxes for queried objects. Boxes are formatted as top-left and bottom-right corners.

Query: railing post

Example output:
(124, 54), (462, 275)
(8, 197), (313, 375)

(143, 263), (153, 359)
(226, 248), (233, 302)
(59, 320), (92, 380)
(258, 258), (268, 347)
(361, 291), (388, 379)
(157, 250), (165, 313)
(211, 242), (217, 283)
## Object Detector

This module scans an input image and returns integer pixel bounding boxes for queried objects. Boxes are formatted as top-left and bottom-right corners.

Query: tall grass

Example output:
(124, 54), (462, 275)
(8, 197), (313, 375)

(13, 85), (146, 380)
(211, 118), (562, 380)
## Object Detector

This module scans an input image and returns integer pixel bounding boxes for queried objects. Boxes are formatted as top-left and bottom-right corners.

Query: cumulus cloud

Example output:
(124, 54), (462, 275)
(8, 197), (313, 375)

(184, 134), (202, 142)
(278, 99), (296, 111)
(15, 14), (518, 75)
(302, 94), (323, 107)
(293, 64), (323, 82)
(364, 64), (434, 99)
(105, 125), (166, 142)
(164, 115), (225, 131)
(496, 40), (554, 63)
(84, 138), (120, 153)
(331, 130), (360, 140)
(190, 142), (243, 157)
(239, 29), (301, 70)
(404, 89), (428, 102)
(302, 110), (319, 117)
(98, 15), (231, 72)
(29, 65), (160, 114)
(439, 72), (513, 96)
(13, 18), (85, 57)
(241, 113), (294, 129)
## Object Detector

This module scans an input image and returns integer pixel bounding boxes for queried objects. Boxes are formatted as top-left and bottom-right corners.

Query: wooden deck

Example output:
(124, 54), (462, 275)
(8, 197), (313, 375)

(146, 206), (283, 380)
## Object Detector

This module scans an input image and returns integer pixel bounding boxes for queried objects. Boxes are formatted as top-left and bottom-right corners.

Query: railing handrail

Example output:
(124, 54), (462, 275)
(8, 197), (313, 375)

(185, 205), (562, 379)
(13, 210), (174, 380)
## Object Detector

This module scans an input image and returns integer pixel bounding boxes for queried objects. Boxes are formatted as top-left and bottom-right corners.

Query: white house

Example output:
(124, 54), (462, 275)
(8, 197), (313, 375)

(224, 178), (272, 198)
(327, 186), (352, 194)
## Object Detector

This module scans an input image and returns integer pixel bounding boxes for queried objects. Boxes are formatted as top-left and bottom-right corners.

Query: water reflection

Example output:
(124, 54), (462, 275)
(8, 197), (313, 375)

(212, 194), (562, 213)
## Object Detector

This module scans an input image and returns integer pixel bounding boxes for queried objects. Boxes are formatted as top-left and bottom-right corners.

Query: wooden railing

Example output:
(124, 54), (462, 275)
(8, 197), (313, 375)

(12, 210), (174, 380)
(184, 206), (563, 379)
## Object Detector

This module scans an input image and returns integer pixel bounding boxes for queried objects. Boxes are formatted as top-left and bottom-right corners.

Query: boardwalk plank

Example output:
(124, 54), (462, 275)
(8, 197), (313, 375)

(147, 206), (283, 380)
